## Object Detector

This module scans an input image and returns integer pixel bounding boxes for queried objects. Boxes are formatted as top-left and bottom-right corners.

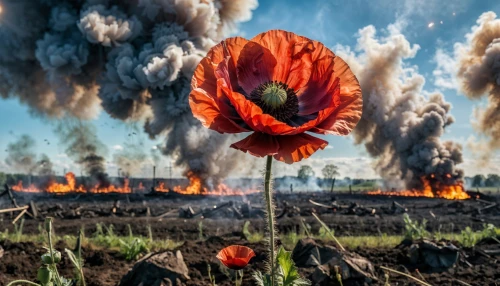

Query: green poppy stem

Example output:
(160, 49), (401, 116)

(264, 155), (275, 286)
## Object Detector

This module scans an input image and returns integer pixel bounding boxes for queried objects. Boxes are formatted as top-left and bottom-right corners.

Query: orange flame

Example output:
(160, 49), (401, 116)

(12, 171), (259, 196)
(156, 171), (260, 196)
(12, 181), (39, 193)
(46, 172), (86, 193)
(89, 177), (131, 194)
(368, 176), (470, 200)
(11, 172), (131, 194)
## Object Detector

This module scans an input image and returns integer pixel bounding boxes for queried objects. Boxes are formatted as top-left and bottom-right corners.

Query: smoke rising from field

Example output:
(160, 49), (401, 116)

(336, 24), (464, 190)
(5, 135), (54, 175)
(113, 134), (148, 177)
(0, 0), (258, 183)
(55, 120), (109, 185)
(454, 12), (500, 160)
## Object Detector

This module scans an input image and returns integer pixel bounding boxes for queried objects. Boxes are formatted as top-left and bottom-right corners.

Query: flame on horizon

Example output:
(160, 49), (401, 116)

(11, 172), (260, 196)
(155, 171), (260, 196)
(11, 172), (132, 194)
(368, 175), (470, 200)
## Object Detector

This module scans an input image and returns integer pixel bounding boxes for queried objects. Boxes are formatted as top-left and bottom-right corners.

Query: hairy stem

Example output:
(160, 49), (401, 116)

(47, 222), (62, 285)
(264, 155), (275, 286)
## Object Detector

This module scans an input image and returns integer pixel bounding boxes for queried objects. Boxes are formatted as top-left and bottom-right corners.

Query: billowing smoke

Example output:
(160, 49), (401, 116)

(336, 24), (464, 191)
(0, 0), (258, 184)
(5, 134), (54, 175)
(454, 12), (500, 160)
(54, 120), (109, 185)
(113, 139), (148, 177)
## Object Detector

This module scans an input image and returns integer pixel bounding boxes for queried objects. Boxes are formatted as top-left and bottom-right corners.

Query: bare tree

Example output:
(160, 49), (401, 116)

(322, 164), (340, 192)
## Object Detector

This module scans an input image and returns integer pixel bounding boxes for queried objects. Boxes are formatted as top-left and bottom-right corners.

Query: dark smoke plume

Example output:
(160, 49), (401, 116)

(455, 12), (500, 160)
(336, 24), (463, 190)
(0, 0), (258, 183)
(5, 134), (54, 175)
(54, 120), (109, 185)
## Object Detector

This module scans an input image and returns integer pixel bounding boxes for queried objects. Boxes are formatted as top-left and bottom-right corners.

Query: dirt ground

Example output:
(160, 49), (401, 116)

(1, 192), (499, 239)
(0, 192), (499, 285)
(1, 237), (499, 285)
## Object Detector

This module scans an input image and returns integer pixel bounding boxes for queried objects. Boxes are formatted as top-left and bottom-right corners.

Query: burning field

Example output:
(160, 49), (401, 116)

(368, 175), (471, 200)
(9, 171), (260, 196)
(1, 188), (500, 285)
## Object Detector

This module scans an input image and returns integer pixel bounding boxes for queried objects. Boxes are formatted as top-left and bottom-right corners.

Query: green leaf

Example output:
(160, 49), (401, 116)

(65, 249), (82, 270)
(276, 246), (310, 286)
(252, 271), (272, 286)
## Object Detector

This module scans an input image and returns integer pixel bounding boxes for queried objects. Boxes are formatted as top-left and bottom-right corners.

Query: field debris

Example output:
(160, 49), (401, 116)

(292, 238), (377, 284)
(119, 250), (190, 286)
(402, 239), (460, 272)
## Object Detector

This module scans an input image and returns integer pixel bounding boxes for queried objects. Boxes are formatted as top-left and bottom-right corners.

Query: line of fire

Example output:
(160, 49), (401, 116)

(5, 168), (472, 200)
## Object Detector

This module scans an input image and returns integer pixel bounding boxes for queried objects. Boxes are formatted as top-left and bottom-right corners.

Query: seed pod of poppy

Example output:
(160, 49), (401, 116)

(37, 266), (53, 284)
(41, 251), (61, 264)
(44, 217), (53, 233)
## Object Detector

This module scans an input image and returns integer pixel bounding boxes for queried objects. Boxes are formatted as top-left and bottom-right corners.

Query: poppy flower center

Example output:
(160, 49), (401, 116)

(249, 81), (299, 122)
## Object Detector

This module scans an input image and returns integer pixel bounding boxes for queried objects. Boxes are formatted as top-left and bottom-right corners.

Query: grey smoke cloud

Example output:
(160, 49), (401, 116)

(0, 0), (257, 183)
(5, 134), (54, 175)
(78, 4), (143, 47)
(54, 120), (109, 184)
(455, 12), (500, 160)
(336, 24), (463, 190)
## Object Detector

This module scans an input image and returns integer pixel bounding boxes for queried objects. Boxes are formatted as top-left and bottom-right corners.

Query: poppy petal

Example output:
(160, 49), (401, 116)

(250, 30), (315, 91)
(192, 37), (249, 96)
(189, 88), (249, 133)
(216, 245), (255, 270)
(310, 56), (362, 135)
(230, 132), (328, 164)
(296, 46), (338, 116)
(236, 41), (277, 95)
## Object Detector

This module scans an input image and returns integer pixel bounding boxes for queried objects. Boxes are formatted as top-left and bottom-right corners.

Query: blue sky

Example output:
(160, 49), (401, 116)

(1, 0), (500, 178)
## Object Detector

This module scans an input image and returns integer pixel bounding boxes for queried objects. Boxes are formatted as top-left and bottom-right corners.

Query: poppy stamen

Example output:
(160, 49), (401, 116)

(249, 81), (299, 122)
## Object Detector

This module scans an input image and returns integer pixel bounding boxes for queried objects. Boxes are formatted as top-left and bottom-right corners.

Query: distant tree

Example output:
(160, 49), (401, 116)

(344, 177), (352, 185)
(298, 165), (315, 182)
(322, 164), (340, 192)
(485, 174), (500, 187)
(352, 178), (365, 185)
(472, 174), (486, 187)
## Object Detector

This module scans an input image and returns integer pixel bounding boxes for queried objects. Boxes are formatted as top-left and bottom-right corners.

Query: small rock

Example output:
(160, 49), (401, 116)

(119, 250), (190, 286)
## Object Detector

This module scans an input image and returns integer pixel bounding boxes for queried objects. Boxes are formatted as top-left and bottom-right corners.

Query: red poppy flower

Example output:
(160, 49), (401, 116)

(189, 30), (362, 164)
(216, 245), (255, 270)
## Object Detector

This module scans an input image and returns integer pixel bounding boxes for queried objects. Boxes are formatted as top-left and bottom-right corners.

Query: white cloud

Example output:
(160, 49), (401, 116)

(112, 145), (124, 151)
(432, 48), (459, 91)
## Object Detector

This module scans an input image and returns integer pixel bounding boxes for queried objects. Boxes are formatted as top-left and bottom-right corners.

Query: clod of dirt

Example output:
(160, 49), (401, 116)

(119, 250), (190, 286)
(402, 239), (459, 272)
(292, 238), (377, 285)
(292, 238), (337, 267)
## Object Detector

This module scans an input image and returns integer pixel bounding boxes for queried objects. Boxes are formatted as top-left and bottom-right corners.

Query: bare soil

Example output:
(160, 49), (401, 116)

(0, 192), (499, 285)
